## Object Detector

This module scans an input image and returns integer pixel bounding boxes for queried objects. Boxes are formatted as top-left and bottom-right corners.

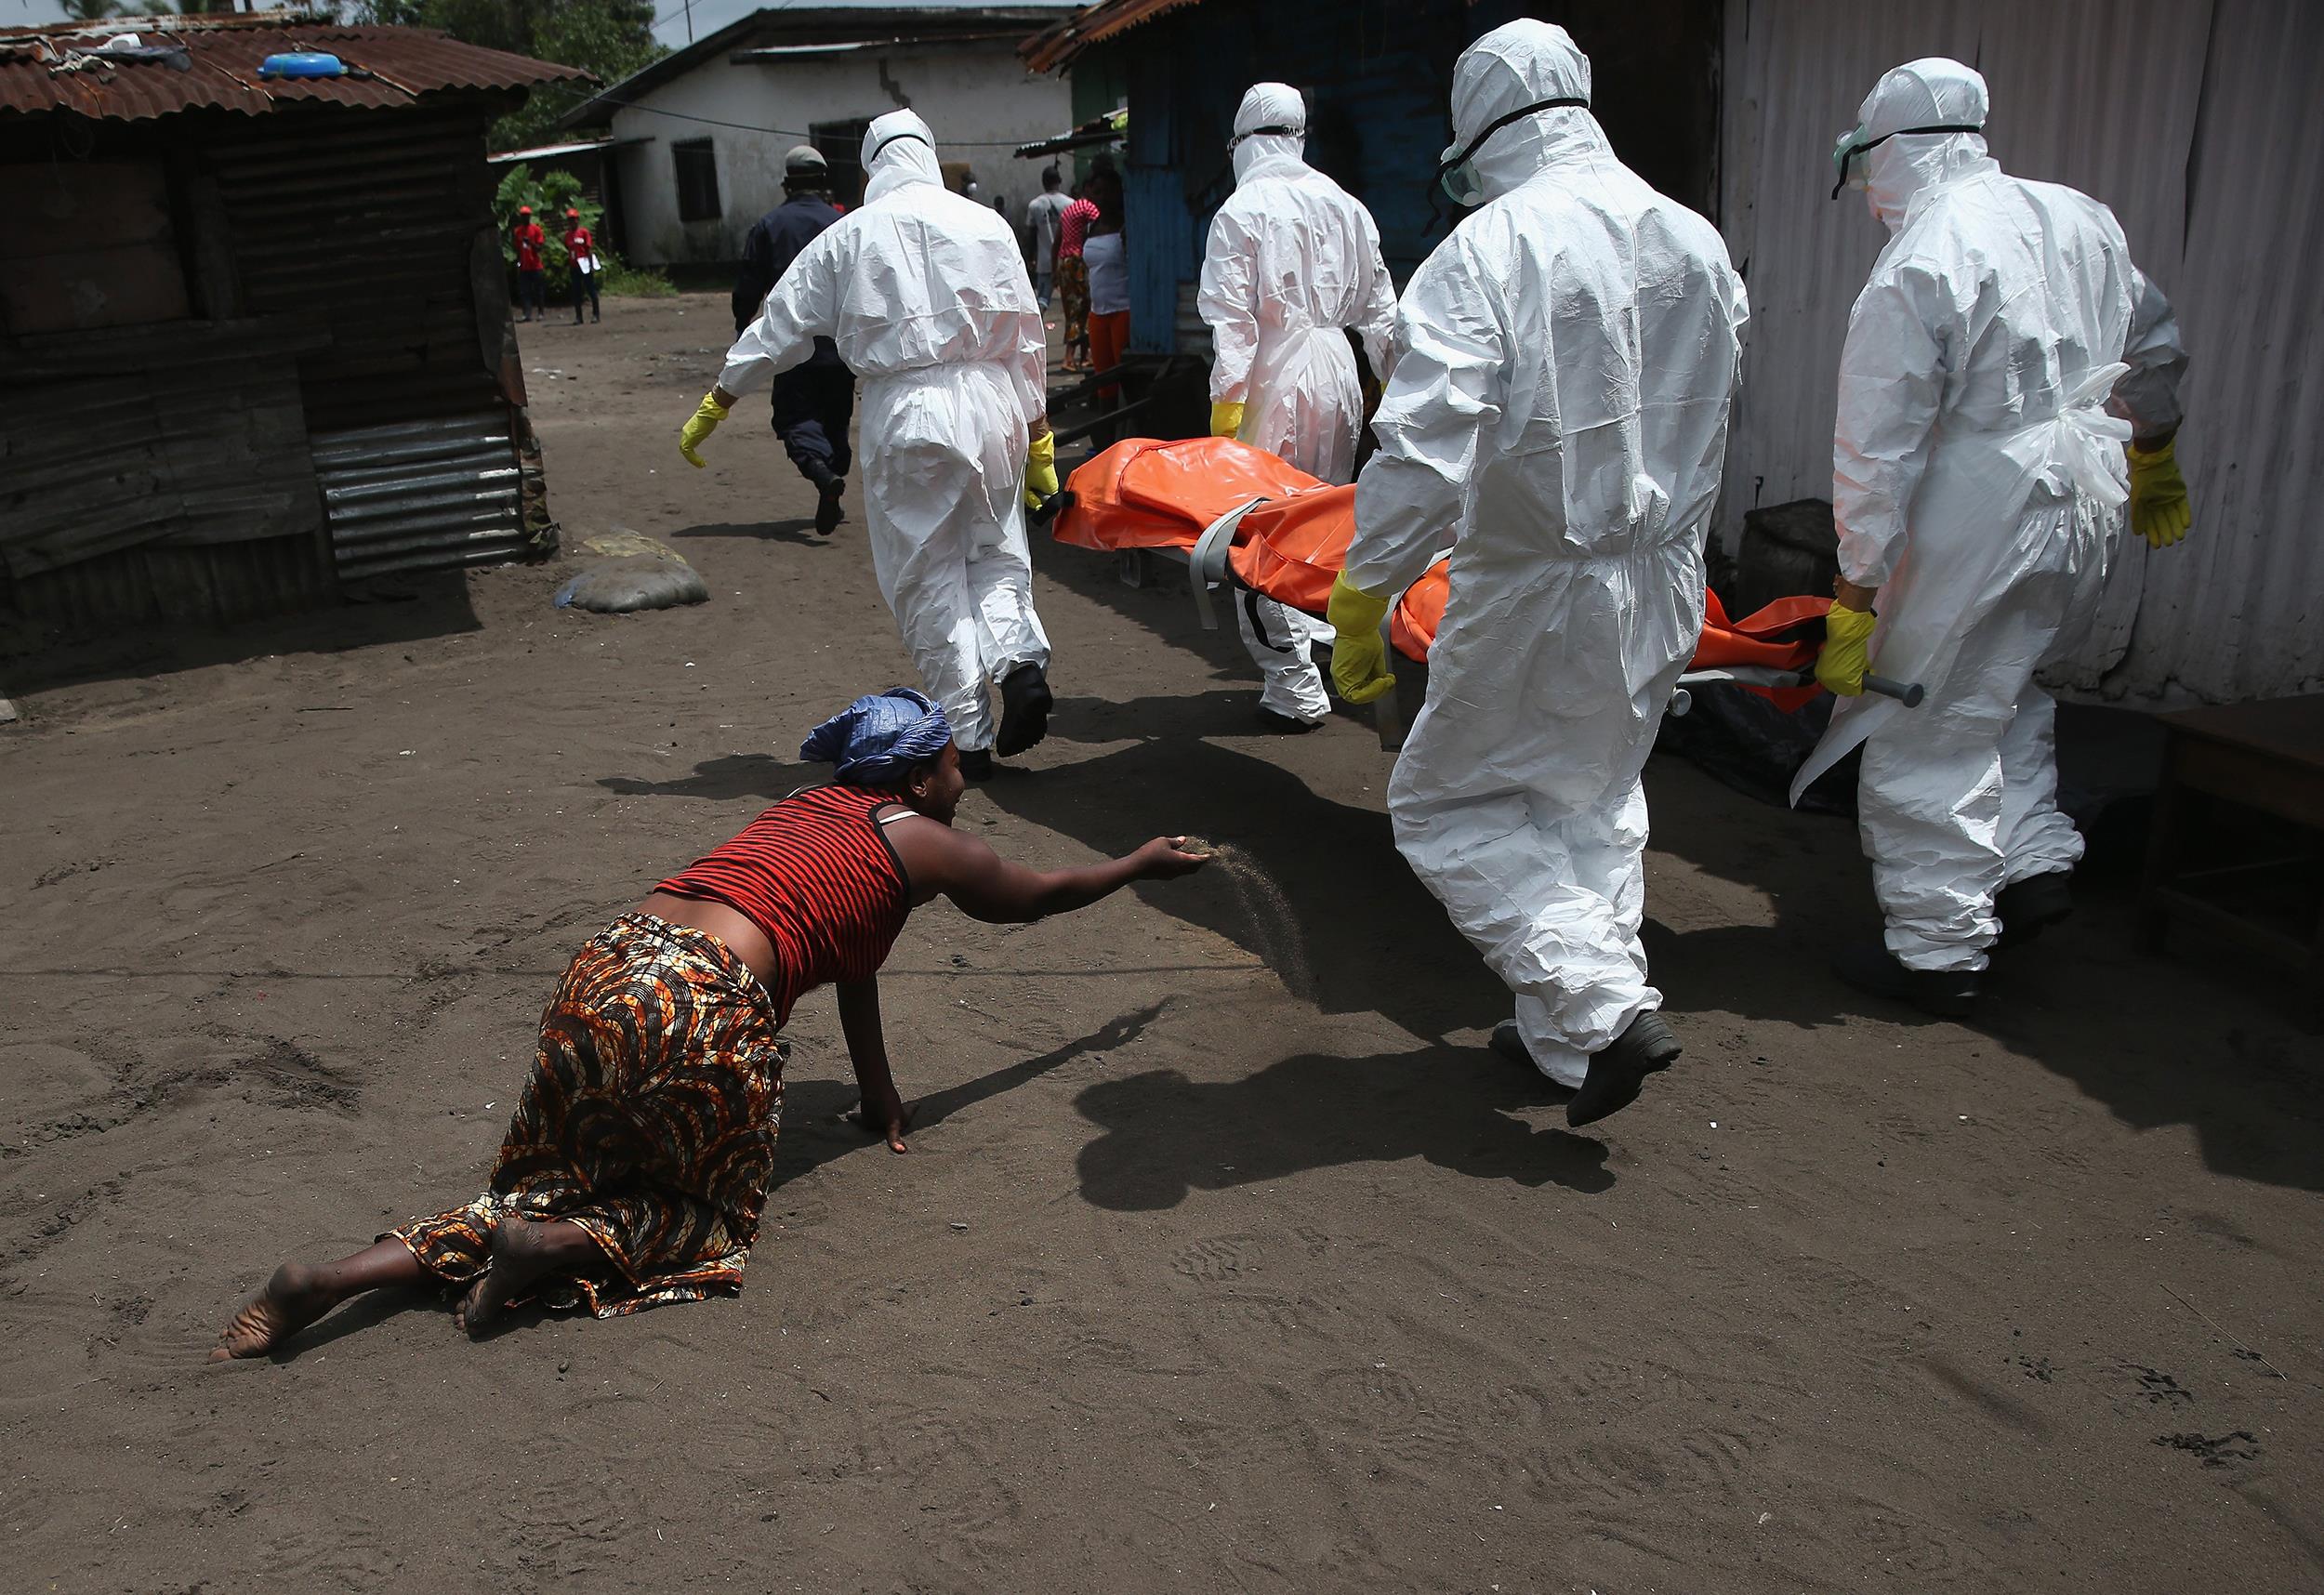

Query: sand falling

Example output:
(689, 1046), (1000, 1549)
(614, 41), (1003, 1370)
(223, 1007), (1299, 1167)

(1181, 836), (1316, 1003)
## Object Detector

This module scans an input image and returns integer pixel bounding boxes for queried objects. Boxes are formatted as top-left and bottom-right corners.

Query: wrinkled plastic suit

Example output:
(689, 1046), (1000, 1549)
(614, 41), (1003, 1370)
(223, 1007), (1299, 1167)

(1345, 20), (1748, 1088)
(720, 109), (1051, 754)
(1789, 59), (2188, 973)
(1200, 81), (1399, 725)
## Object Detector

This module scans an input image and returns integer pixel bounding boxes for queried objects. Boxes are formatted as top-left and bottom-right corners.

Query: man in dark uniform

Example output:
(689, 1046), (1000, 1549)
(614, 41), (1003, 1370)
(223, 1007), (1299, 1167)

(733, 146), (854, 535)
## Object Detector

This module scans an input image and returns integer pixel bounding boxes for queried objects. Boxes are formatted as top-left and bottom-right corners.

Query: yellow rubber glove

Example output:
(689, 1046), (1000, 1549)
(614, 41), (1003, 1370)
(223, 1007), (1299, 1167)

(2127, 437), (2191, 548)
(679, 391), (729, 468)
(1023, 428), (1058, 509)
(1326, 572), (1395, 705)
(1210, 400), (1246, 439)
(1816, 601), (1878, 697)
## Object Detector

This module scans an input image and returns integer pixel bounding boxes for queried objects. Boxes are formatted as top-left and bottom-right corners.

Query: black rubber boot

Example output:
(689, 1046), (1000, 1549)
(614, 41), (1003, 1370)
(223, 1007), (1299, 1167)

(1992, 871), (2073, 950)
(1254, 706), (1320, 734)
(1567, 1012), (1682, 1128)
(1489, 1021), (1532, 1068)
(814, 477), (846, 536)
(957, 748), (995, 782)
(1830, 942), (1980, 1019)
(995, 664), (1053, 758)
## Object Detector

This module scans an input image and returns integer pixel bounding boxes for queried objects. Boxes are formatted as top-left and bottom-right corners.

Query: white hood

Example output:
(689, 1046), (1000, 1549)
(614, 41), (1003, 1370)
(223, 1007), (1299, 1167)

(1231, 81), (1307, 184)
(861, 109), (942, 204)
(1447, 19), (1608, 204)
(1849, 58), (1993, 231)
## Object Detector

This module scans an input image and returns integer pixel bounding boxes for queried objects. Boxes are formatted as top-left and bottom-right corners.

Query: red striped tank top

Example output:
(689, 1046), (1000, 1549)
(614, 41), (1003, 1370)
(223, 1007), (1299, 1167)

(654, 784), (911, 1025)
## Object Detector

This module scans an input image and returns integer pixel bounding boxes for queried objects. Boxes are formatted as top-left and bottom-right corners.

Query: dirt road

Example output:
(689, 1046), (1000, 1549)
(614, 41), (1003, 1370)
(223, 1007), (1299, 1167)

(3, 294), (2319, 1592)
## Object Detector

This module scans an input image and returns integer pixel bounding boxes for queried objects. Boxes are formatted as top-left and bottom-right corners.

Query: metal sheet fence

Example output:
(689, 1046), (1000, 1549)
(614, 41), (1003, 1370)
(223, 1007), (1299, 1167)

(1720, 0), (2321, 703)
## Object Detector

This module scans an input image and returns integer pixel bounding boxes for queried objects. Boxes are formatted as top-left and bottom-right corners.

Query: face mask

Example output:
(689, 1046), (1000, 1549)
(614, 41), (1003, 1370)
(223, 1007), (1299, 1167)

(1228, 123), (1300, 153)
(1829, 121), (1983, 199)
(868, 129), (932, 163)
(1433, 94), (1589, 205)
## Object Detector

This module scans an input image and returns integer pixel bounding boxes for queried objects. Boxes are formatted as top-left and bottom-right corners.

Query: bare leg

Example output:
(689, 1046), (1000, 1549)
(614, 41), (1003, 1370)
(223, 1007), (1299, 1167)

(455, 1217), (607, 1338)
(210, 1239), (425, 1362)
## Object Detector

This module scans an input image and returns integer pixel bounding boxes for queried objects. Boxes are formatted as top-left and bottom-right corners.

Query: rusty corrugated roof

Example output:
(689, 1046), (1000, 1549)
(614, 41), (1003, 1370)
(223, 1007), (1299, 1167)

(0, 15), (589, 123)
(1021, 0), (1207, 74)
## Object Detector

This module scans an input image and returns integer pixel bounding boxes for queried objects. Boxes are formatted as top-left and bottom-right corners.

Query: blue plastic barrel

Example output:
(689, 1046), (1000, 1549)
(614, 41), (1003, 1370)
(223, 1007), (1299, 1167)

(257, 51), (346, 79)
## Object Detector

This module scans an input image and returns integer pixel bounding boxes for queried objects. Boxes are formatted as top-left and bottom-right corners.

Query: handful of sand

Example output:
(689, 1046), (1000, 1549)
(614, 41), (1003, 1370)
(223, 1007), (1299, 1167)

(1178, 836), (1314, 1002)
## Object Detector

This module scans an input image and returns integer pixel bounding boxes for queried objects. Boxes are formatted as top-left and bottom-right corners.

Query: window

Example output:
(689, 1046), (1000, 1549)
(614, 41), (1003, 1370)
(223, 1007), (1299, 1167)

(810, 117), (872, 209)
(672, 139), (721, 222)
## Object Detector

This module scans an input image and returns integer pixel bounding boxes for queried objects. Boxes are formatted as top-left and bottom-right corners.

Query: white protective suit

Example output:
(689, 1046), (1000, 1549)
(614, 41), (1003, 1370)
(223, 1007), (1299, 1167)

(1794, 59), (2187, 972)
(1345, 20), (1748, 1087)
(1200, 82), (1399, 725)
(720, 110), (1052, 754)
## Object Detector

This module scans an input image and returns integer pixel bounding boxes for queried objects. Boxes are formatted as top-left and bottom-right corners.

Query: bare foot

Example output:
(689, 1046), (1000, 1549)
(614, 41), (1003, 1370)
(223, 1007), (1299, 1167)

(210, 1263), (337, 1362)
(454, 1218), (586, 1337)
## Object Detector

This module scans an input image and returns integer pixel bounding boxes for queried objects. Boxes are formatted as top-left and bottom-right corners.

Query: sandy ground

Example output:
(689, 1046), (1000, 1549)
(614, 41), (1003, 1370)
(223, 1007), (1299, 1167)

(3, 292), (2321, 1594)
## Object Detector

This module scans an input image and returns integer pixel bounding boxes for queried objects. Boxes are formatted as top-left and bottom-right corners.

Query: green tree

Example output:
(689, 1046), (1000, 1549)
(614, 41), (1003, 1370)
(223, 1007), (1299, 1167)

(352, 0), (662, 152)
(56, 0), (134, 20)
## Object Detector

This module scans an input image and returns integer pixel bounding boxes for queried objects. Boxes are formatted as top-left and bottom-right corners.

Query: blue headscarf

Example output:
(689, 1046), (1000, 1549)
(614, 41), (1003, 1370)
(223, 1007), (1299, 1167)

(799, 687), (953, 786)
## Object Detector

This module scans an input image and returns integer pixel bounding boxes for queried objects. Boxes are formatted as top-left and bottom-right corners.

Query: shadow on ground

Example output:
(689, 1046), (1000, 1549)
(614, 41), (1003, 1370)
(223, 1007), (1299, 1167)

(600, 755), (824, 800)
(1072, 1042), (1611, 1210)
(1, 570), (487, 693)
(668, 519), (838, 547)
(1644, 750), (2324, 1193)
(976, 731), (1504, 1048)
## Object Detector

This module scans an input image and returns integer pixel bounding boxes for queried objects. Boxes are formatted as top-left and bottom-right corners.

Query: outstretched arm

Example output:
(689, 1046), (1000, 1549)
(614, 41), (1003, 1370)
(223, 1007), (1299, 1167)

(837, 976), (908, 1153)
(718, 231), (841, 402)
(889, 822), (1206, 924)
(1348, 237), (1504, 596)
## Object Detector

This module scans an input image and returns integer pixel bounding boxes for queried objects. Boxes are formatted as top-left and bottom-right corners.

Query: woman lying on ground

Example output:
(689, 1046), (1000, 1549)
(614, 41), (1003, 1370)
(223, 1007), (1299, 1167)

(213, 688), (1208, 1361)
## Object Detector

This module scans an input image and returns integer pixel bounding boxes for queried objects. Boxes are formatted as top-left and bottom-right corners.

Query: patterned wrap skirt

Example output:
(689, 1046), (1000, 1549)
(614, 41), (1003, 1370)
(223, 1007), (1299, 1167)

(390, 913), (786, 1317)
(1057, 253), (1090, 348)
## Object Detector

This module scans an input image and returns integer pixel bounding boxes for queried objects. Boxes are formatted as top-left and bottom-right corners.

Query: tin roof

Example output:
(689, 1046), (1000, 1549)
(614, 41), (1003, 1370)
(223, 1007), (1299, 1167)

(1021, 0), (1205, 73)
(0, 14), (590, 124)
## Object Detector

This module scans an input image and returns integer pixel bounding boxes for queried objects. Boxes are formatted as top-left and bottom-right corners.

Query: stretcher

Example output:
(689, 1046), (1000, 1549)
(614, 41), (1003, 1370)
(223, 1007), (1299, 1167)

(1043, 436), (1921, 745)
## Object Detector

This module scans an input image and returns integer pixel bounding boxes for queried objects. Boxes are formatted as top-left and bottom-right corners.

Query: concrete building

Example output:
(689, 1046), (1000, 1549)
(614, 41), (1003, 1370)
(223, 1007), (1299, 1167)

(561, 3), (1078, 270)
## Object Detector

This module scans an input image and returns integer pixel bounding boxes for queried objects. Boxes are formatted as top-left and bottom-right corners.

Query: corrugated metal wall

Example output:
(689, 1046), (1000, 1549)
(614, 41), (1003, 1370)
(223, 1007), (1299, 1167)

(1721, 0), (2322, 704)
(312, 415), (525, 580)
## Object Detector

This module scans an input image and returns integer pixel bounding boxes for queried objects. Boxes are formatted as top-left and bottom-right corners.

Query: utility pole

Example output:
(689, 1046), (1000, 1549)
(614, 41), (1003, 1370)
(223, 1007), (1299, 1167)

(683, 0), (693, 44)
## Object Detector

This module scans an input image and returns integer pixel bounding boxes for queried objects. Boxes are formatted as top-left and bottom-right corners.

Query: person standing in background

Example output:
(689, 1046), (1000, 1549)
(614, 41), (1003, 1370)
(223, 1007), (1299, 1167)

(563, 207), (601, 325)
(1027, 165), (1070, 310)
(1080, 164), (1130, 405)
(1053, 173), (1100, 373)
(511, 204), (547, 323)
(732, 146), (855, 536)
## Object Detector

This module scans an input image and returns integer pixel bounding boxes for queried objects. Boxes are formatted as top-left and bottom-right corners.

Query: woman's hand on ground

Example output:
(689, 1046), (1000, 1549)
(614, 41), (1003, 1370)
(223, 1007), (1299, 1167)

(859, 1092), (912, 1153)
(1134, 837), (1211, 880)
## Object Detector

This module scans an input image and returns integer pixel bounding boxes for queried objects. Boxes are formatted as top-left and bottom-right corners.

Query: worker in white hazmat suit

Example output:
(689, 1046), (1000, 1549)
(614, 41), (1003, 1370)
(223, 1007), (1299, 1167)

(1800, 58), (2190, 1016)
(1328, 20), (1749, 1127)
(1198, 81), (1399, 732)
(679, 110), (1061, 779)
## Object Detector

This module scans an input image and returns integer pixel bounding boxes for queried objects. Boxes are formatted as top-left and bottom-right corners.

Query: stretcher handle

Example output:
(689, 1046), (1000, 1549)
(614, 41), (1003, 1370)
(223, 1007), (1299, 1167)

(1864, 673), (1925, 707)
(1027, 489), (1073, 530)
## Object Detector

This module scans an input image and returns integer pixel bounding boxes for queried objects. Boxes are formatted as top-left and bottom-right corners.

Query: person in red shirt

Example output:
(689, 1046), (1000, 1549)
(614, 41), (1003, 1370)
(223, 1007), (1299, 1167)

(1052, 179), (1100, 371)
(206, 688), (1207, 1358)
(563, 207), (601, 324)
(511, 204), (547, 323)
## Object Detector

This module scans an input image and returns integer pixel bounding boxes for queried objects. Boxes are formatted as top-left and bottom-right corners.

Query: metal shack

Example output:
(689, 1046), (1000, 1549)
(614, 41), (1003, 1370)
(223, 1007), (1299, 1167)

(0, 15), (588, 626)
